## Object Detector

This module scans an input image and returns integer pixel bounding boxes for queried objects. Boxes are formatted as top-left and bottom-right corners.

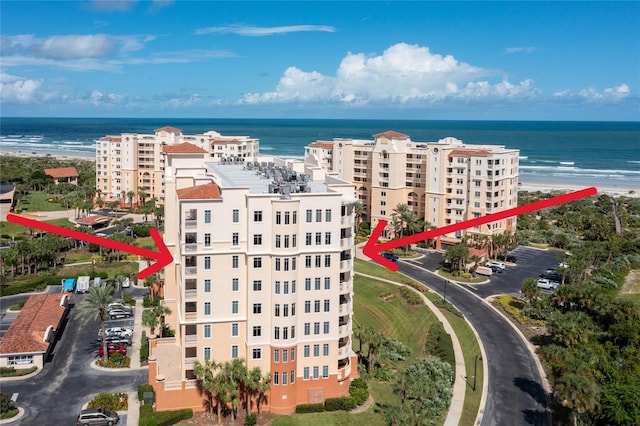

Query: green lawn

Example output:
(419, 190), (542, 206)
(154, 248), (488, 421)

(0, 218), (75, 242)
(56, 260), (139, 279)
(18, 191), (65, 212)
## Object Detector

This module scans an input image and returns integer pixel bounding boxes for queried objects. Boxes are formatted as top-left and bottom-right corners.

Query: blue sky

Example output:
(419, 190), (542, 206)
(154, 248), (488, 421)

(1, 1), (639, 120)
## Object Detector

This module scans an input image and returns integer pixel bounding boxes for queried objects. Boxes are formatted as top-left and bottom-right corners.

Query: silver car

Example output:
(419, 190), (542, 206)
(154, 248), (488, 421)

(76, 408), (119, 425)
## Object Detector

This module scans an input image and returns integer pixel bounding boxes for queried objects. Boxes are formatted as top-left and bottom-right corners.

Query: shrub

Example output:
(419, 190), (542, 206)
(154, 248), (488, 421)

(122, 294), (136, 306)
(139, 406), (192, 426)
(350, 377), (368, 390)
(140, 331), (150, 363)
(244, 413), (257, 426)
(132, 225), (151, 238)
(9, 300), (26, 311)
(138, 384), (154, 401)
(97, 356), (130, 368)
(88, 392), (128, 411)
(0, 366), (37, 377)
(398, 287), (422, 305)
(143, 295), (161, 307)
(295, 403), (325, 413)
(341, 396), (358, 411)
(0, 393), (16, 416)
(350, 386), (369, 406)
(0, 367), (15, 375)
(324, 398), (343, 411)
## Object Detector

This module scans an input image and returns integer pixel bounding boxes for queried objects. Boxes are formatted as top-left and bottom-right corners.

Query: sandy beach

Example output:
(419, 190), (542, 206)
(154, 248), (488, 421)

(0, 149), (95, 162)
(519, 179), (638, 198)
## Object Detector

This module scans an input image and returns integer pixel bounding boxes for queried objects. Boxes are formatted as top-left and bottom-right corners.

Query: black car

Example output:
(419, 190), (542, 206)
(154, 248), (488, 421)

(381, 252), (399, 262)
(506, 255), (517, 263)
(489, 265), (504, 273)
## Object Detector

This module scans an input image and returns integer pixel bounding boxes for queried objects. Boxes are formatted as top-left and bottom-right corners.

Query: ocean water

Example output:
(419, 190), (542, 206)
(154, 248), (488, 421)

(1, 117), (639, 188)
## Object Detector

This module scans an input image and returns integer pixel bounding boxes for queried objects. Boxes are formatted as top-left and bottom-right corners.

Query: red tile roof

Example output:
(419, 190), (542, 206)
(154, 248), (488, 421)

(449, 149), (492, 156)
(98, 136), (122, 142)
(373, 131), (409, 139)
(211, 139), (241, 145)
(162, 142), (208, 154)
(75, 214), (112, 225)
(308, 141), (334, 149)
(177, 183), (222, 200)
(44, 167), (79, 178)
(155, 126), (182, 134)
(0, 294), (68, 354)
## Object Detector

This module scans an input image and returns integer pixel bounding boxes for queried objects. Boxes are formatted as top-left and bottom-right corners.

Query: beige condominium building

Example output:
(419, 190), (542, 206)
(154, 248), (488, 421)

(305, 131), (520, 245)
(149, 144), (358, 414)
(95, 126), (259, 205)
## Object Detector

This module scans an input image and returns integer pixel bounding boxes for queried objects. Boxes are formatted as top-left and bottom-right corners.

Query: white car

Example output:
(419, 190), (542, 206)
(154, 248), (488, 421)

(537, 278), (560, 290)
(108, 302), (132, 312)
(98, 327), (133, 338)
(485, 261), (506, 271)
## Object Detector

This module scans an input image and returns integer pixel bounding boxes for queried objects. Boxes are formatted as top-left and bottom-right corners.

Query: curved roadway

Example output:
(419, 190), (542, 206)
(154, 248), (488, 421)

(397, 253), (551, 426)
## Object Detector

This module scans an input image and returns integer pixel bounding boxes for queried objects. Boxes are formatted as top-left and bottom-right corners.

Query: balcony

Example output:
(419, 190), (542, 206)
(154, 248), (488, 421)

(337, 359), (352, 381)
(338, 323), (351, 338)
(340, 259), (353, 271)
(340, 237), (353, 249)
(184, 243), (197, 252)
(341, 215), (354, 227)
(339, 279), (353, 293)
(338, 301), (351, 315)
(185, 334), (197, 343)
(338, 336), (351, 350)
(184, 311), (197, 321)
(185, 289), (197, 299)
(185, 220), (198, 228)
(184, 266), (197, 276)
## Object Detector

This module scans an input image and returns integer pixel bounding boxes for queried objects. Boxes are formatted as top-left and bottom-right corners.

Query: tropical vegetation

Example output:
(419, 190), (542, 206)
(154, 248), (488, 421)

(74, 285), (116, 362)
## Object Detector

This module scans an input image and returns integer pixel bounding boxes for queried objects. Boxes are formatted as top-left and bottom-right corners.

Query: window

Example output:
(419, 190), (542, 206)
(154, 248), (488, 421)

(323, 321), (330, 334)
(323, 343), (329, 356)
(7, 355), (33, 366)
(204, 347), (211, 361)
(283, 327), (288, 340)
(204, 279), (211, 293)
(233, 209), (239, 223)
(305, 278), (311, 291)
(325, 232), (331, 244)
(232, 345), (239, 359)
(253, 280), (262, 292)
(304, 323), (310, 335)
(315, 232), (322, 245)
(204, 256), (211, 270)
(292, 234), (297, 247)
(313, 344), (320, 357)
(204, 233), (211, 247)
(325, 255), (331, 267)
(204, 324), (211, 338)
(254, 211), (262, 222)
(325, 209), (332, 222)
(291, 348), (295, 361)
(275, 304), (281, 316)
(275, 282), (281, 294)
(292, 280), (297, 293)
(322, 365), (329, 378)
(282, 371), (288, 385)
(324, 299), (330, 312)
(284, 258), (289, 271)
(284, 235), (289, 248)
(274, 327), (280, 340)
(324, 277), (330, 290)
(276, 211), (281, 224)
(253, 326), (261, 337)
(274, 349), (280, 362)
(291, 325), (296, 338)
(305, 301), (311, 313)
(204, 302), (211, 315)
(315, 278), (321, 290)
(232, 323), (239, 336)
(304, 345), (310, 357)
(254, 234), (263, 245)
(232, 301), (239, 314)
(291, 370), (295, 384)
(305, 256), (311, 268)
(316, 209), (322, 222)
(253, 257), (262, 268)
(232, 278), (239, 292)
(275, 258), (281, 271)
(291, 302), (296, 316)
(275, 235), (281, 248)
(252, 348), (262, 360)
(303, 367), (310, 380)
(232, 233), (239, 246)
(314, 322), (320, 335)
(293, 211), (297, 224)
(313, 366), (319, 379)
(306, 209), (312, 222)
(284, 211), (290, 224)
(314, 300), (320, 313)
(232, 255), (239, 268)
(315, 255), (321, 268)
(253, 303), (262, 314)
(273, 372), (279, 385)
(204, 210), (211, 224)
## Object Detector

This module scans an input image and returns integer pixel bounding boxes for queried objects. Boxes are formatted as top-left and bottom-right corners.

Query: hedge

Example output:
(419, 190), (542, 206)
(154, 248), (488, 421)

(0, 275), (61, 296)
(138, 384), (154, 401)
(295, 403), (325, 413)
(88, 392), (128, 411)
(138, 405), (193, 426)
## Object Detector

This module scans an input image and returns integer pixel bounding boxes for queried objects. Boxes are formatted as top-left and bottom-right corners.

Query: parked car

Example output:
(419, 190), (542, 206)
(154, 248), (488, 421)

(104, 335), (132, 346)
(381, 252), (399, 261)
(108, 302), (132, 312)
(98, 343), (128, 357)
(98, 327), (133, 338)
(489, 265), (503, 274)
(108, 309), (132, 319)
(485, 261), (506, 271)
(76, 408), (120, 425)
(537, 278), (560, 290)
(506, 255), (517, 263)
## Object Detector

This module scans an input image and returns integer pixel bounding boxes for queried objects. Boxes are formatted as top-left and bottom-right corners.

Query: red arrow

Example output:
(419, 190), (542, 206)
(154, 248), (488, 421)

(6, 213), (173, 280)
(363, 186), (598, 271)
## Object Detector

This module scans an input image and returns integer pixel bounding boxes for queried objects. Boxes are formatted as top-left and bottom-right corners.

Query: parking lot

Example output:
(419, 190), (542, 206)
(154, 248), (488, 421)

(408, 246), (566, 299)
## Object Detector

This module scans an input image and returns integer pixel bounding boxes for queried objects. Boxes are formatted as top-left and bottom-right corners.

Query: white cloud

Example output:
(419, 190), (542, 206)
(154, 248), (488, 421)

(553, 84), (631, 102)
(195, 24), (335, 36)
(0, 72), (44, 103)
(37, 34), (117, 59)
(242, 43), (534, 106)
(89, 89), (127, 106)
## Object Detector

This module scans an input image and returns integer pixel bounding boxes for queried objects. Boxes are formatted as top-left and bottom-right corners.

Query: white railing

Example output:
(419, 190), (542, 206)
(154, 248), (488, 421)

(340, 238), (353, 249)
(184, 266), (197, 275)
(338, 324), (351, 337)
(340, 259), (353, 271)
(185, 220), (197, 228)
(184, 243), (197, 252)
(184, 312), (197, 321)
(185, 289), (197, 299)
(341, 215), (353, 226)
(185, 334), (197, 343)
(338, 301), (351, 314)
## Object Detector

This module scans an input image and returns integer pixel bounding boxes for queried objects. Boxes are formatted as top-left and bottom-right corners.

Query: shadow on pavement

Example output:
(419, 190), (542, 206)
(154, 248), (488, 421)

(513, 376), (549, 406)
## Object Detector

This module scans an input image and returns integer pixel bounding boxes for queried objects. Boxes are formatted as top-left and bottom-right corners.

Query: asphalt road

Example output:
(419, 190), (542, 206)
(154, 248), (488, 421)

(1, 291), (147, 425)
(398, 247), (561, 426)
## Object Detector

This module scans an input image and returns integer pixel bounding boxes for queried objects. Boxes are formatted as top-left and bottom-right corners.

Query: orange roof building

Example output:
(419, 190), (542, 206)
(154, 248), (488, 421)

(0, 293), (69, 370)
(176, 182), (222, 200)
(44, 167), (79, 185)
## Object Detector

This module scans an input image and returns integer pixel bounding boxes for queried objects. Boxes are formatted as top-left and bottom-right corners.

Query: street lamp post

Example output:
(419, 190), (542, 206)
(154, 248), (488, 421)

(473, 355), (482, 391)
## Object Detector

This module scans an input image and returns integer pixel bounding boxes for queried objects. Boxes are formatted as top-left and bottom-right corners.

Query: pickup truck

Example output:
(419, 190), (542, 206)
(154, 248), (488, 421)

(475, 266), (493, 276)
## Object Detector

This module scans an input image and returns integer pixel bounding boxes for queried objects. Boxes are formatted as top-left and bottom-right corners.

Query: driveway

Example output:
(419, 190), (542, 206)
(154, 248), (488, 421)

(396, 257), (551, 425)
(0, 294), (147, 425)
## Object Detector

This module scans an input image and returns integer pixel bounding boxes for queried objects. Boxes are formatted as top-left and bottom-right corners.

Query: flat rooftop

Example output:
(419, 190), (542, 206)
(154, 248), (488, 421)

(205, 162), (328, 195)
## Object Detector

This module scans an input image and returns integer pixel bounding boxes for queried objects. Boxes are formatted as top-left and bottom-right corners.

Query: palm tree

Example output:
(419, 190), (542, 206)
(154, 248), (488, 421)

(255, 371), (271, 415)
(75, 286), (115, 362)
(444, 244), (470, 274)
(153, 304), (172, 336)
(554, 372), (600, 426)
(142, 309), (159, 336)
(126, 190), (135, 209)
(137, 187), (149, 208)
(521, 278), (540, 303)
(193, 358), (224, 422)
(392, 203), (420, 254)
(354, 201), (366, 233)
(245, 366), (263, 417)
